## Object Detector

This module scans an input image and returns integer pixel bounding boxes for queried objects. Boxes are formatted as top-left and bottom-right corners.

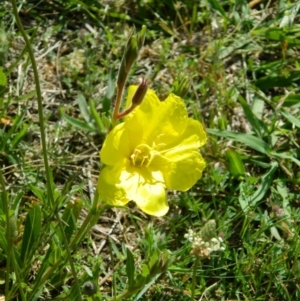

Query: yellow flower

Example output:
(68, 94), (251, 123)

(97, 86), (207, 216)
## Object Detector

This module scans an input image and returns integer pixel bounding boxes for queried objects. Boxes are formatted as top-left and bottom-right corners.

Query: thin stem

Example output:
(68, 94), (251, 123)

(0, 169), (11, 298)
(117, 104), (135, 119)
(11, 2), (82, 298)
(11, 0), (54, 207)
(112, 81), (125, 125)
(191, 257), (200, 301)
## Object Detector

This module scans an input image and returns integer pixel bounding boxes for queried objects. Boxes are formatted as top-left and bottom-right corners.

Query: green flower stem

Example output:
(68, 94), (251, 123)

(11, 0), (54, 208)
(113, 81), (125, 126)
(191, 257), (200, 301)
(11, 2), (94, 299)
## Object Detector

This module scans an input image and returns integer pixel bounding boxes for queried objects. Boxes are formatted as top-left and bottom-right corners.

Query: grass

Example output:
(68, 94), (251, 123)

(1, 0), (300, 300)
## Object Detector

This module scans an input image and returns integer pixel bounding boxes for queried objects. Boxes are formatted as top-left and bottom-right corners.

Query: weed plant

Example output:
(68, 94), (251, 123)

(1, 0), (300, 300)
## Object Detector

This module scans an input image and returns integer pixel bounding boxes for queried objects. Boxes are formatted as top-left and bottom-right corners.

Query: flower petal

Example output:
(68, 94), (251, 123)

(97, 162), (132, 206)
(125, 86), (188, 146)
(98, 162), (168, 216)
(100, 123), (131, 165)
(160, 119), (207, 191)
(134, 181), (169, 217)
(163, 151), (206, 191)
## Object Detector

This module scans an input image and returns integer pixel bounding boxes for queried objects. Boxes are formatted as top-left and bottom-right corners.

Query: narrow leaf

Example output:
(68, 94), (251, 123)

(0, 67), (7, 86)
(250, 161), (278, 206)
(126, 248), (135, 289)
(89, 99), (105, 133)
(60, 108), (95, 132)
(255, 71), (300, 90)
(207, 0), (228, 21)
(238, 95), (264, 138)
(77, 92), (91, 123)
(207, 129), (272, 155)
(226, 150), (245, 178)
(20, 203), (42, 263)
(59, 199), (83, 245)
(280, 109), (300, 129)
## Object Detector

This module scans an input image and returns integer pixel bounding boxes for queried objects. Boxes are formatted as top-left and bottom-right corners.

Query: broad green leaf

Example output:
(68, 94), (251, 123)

(207, 129), (272, 155)
(226, 150), (245, 179)
(20, 203), (42, 263)
(126, 248), (135, 289)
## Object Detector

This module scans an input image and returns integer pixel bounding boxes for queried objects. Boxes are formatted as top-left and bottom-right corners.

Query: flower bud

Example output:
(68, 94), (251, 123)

(131, 78), (148, 107)
(117, 25), (147, 88)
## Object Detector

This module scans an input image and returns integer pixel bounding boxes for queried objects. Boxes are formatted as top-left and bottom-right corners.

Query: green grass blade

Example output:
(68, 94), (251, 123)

(226, 150), (245, 179)
(238, 95), (265, 138)
(77, 92), (91, 123)
(207, 0), (229, 21)
(207, 129), (272, 155)
(60, 108), (95, 132)
(126, 248), (135, 289)
(59, 199), (83, 246)
(0, 67), (7, 86)
(280, 109), (300, 129)
(89, 99), (105, 133)
(272, 152), (300, 167)
(250, 161), (278, 206)
(239, 162), (278, 212)
(11, 123), (29, 149)
(255, 71), (300, 90)
(20, 203), (42, 264)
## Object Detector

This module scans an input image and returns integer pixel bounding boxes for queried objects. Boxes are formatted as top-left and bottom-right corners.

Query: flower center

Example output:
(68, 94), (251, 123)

(130, 144), (152, 167)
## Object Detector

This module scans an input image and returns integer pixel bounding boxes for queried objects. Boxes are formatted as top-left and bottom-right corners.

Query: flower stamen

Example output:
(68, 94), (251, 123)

(130, 144), (153, 167)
